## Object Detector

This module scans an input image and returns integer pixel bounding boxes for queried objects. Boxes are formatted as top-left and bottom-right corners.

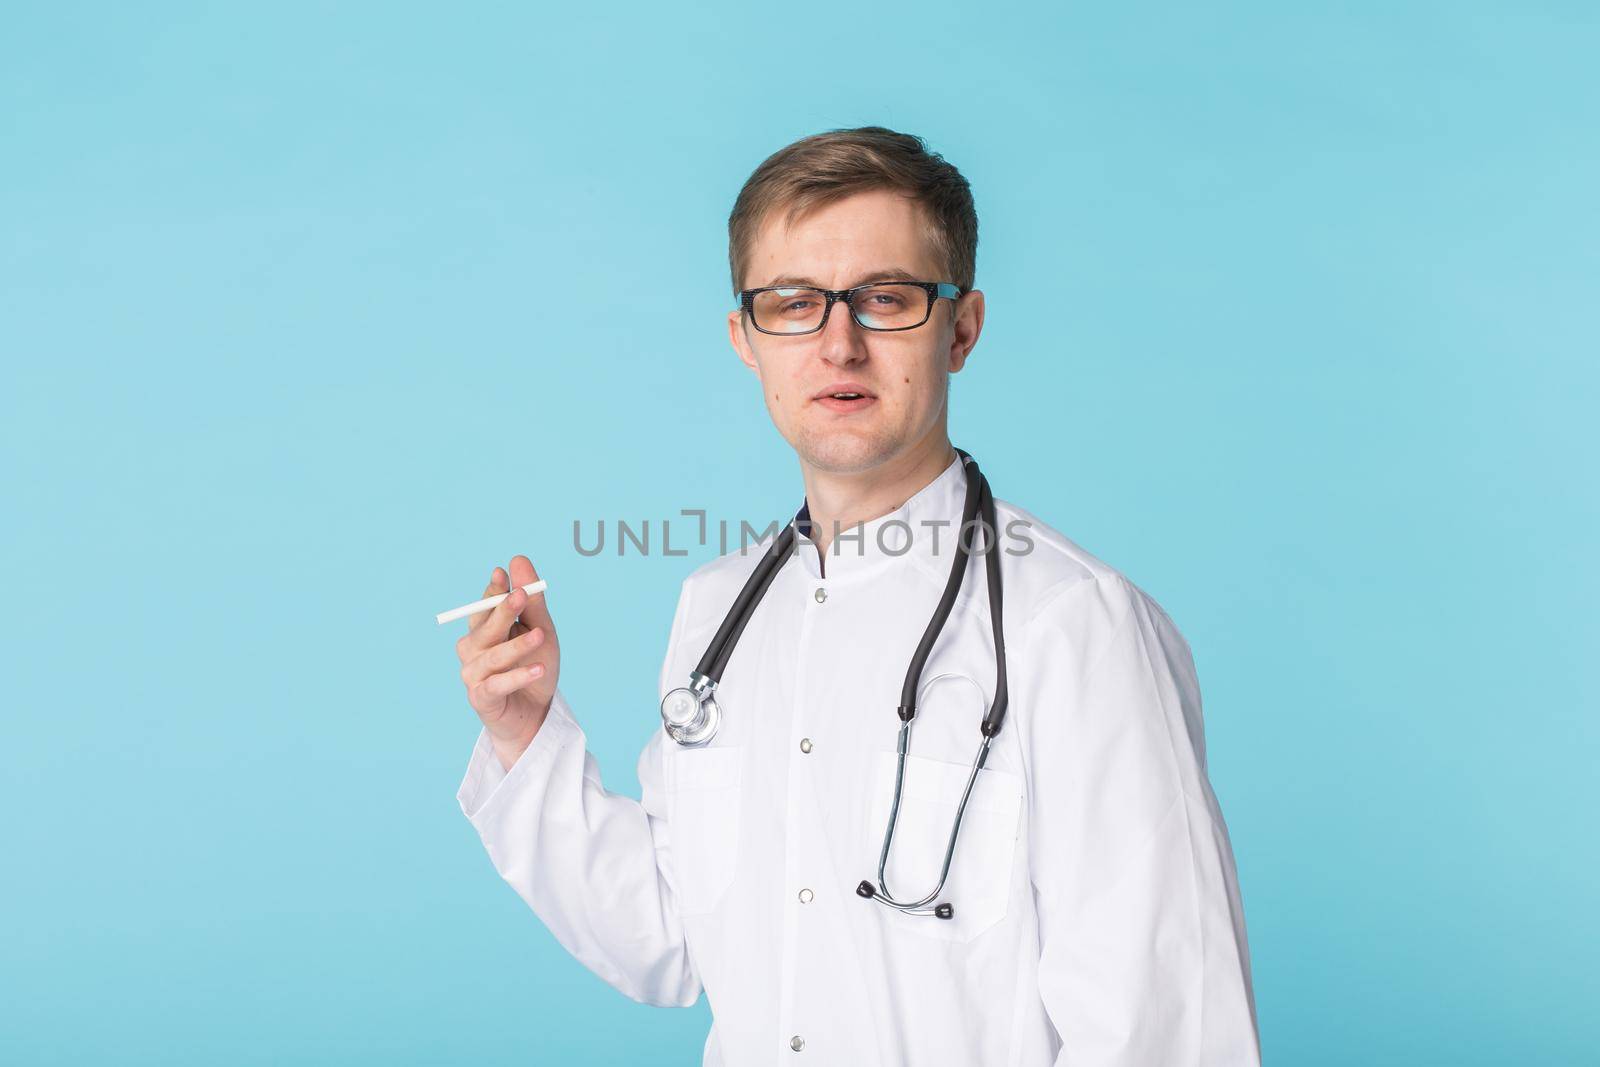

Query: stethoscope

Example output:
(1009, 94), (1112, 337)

(658, 447), (1009, 921)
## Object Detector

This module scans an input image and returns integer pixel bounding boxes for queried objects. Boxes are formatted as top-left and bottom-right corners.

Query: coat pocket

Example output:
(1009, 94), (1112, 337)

(864, 749), (1023, 943)
(664, 745), (743, 916)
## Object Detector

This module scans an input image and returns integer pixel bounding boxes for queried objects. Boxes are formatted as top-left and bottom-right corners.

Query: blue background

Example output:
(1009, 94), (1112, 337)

(3, 3), (1595, 1063)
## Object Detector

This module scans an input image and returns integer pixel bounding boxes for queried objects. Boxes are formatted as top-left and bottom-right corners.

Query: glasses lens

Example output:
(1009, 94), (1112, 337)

(751, 287), (827, 334)
(851, 284), (929, 330)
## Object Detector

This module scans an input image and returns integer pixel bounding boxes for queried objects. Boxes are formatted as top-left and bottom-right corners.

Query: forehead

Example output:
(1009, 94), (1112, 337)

(747, 188), (942, 288)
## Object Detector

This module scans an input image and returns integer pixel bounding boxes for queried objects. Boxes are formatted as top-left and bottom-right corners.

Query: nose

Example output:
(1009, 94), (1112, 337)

(818, 292), (869, 367)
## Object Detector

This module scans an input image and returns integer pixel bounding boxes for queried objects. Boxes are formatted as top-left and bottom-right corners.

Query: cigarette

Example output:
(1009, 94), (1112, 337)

(435, 579), (548, 625)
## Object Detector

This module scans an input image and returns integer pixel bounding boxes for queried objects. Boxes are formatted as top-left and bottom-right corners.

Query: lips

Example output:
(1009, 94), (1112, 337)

(812, 382), (876, 401)
(812, 391), (876, 412)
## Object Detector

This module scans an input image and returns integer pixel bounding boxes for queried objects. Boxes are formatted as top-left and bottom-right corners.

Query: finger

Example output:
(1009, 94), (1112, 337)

(459, 575), (527, 658)
(464, 620), (550, 687)
(506, 554), (551, 628)
(462, 625), (547, 687)
(473, 661), (546, 705)
(466, 567), (509, 633)
(504, 562), (532, 638)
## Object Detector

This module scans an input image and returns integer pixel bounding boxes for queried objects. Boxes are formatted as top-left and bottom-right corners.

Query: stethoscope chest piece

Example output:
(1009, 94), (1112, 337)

(660, 670), (721, 746)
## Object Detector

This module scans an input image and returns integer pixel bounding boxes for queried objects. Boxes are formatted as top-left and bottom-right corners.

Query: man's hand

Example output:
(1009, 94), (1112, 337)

(456, 554), (562, 771)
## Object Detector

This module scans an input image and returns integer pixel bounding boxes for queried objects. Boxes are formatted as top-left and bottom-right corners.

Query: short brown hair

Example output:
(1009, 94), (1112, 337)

(727, 126), (978, 298)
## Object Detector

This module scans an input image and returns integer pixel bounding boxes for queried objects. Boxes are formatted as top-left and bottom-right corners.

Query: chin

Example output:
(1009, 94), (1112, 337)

(792, 426), (900, 474)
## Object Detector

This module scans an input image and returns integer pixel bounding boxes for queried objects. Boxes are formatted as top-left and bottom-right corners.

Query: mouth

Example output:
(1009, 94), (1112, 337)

(812, 384), (877, 414)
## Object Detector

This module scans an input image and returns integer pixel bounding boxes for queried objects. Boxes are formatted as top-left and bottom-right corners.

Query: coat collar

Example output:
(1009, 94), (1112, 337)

(791, 452), (971, 581)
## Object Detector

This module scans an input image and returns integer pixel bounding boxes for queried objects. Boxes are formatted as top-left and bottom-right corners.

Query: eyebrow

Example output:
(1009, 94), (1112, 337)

(756, 267), (923, 290)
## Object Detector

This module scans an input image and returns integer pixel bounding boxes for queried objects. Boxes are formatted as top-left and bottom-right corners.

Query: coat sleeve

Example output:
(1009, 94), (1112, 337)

(1021, 574), (1261, 1065)
(455, 579), (701, 1008)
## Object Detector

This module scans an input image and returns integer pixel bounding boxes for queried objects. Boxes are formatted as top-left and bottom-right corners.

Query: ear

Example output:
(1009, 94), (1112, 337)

(728, 308), (760, 373)
(947, 289), (985, 374)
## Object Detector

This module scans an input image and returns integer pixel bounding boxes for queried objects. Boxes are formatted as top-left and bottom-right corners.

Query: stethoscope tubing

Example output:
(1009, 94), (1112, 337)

(861, 455), (1007, 918)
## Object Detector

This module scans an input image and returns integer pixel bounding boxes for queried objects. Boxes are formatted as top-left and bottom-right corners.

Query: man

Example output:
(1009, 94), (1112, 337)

(453, 126), (1261, 1065)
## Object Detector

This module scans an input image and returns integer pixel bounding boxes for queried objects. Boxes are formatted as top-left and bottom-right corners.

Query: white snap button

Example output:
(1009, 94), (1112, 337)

(814, 587), (827, 603)
(790, 1035), (805, 1052)
(799, 738), (812, 753)
(798, 888), (814, 903)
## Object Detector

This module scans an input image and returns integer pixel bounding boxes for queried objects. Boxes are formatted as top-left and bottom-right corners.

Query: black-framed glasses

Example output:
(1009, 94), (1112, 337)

(737, 280), (961, 336)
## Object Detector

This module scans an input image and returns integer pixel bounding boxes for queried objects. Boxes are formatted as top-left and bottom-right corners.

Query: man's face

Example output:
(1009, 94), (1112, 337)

(727, 188), (985, 476)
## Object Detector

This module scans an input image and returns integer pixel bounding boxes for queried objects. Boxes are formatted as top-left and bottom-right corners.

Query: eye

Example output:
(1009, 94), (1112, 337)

(857, 286), (910, 310)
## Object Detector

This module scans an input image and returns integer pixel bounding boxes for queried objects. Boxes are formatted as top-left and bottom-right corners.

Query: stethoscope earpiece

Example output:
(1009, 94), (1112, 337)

(855, 879), (956, 920)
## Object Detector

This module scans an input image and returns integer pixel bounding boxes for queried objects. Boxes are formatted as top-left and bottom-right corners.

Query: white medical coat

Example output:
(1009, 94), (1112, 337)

(457, 454), (1262, 1065)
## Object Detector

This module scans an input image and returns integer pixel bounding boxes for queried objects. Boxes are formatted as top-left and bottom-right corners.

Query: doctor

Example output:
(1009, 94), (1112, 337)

(453, 126), (1262, 1065)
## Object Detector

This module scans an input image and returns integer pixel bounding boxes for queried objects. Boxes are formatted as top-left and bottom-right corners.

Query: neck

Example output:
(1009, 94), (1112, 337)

(799, 435), (958, 572)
